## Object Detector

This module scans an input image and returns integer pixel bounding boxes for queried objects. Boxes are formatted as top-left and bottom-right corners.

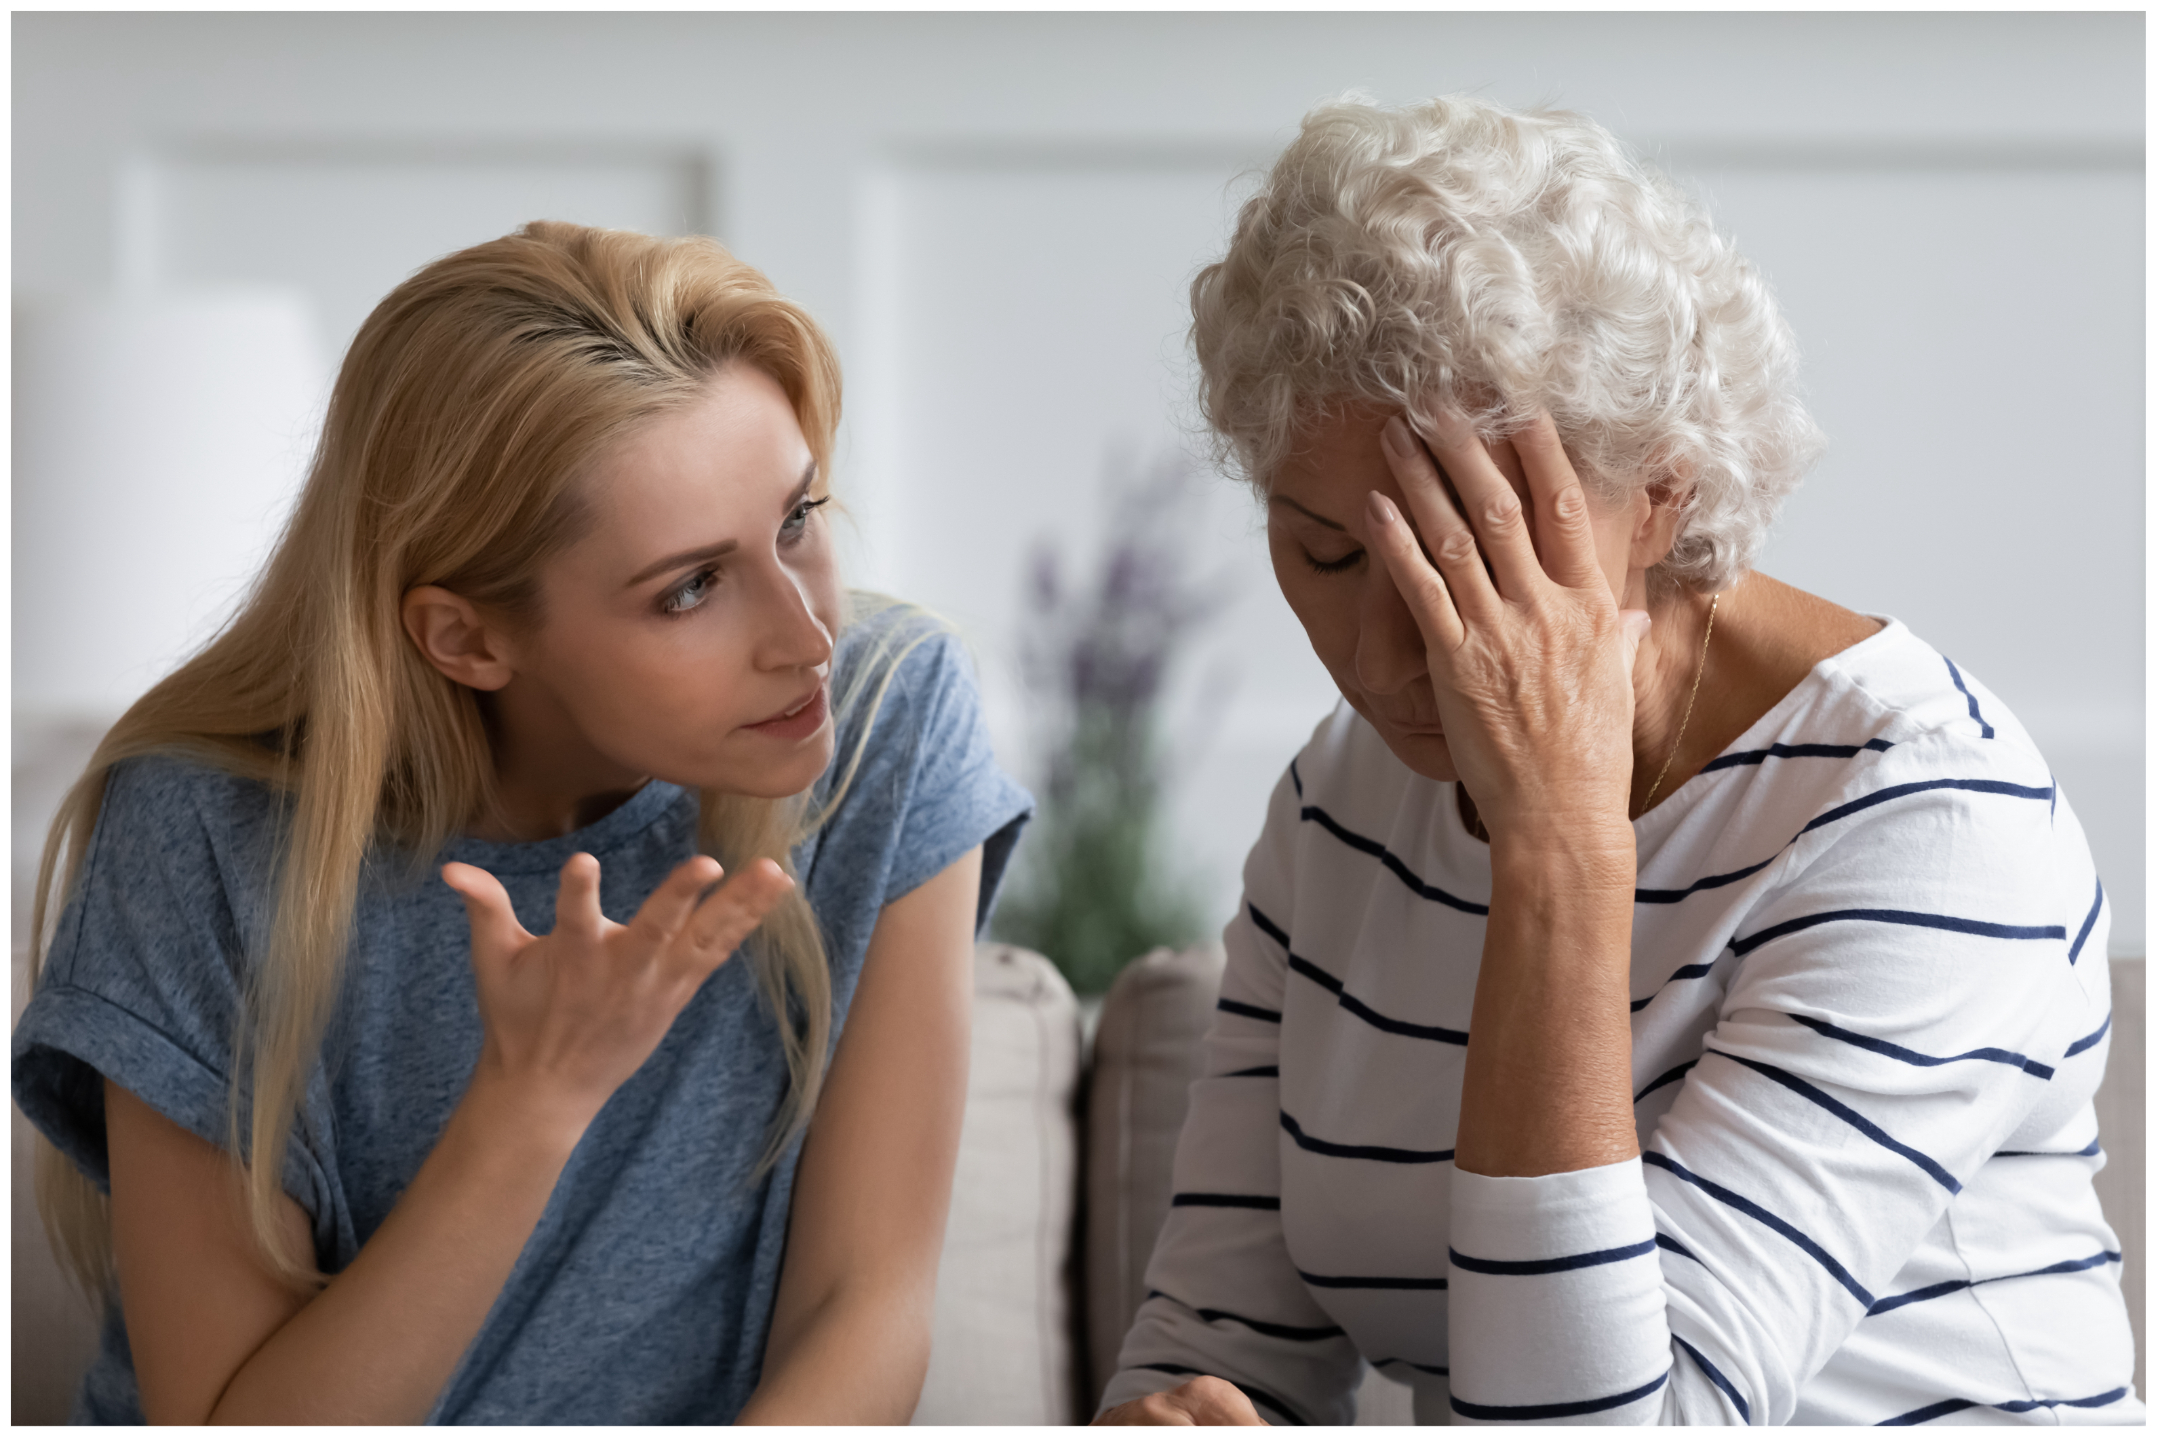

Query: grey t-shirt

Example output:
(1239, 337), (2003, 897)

(13, 607), (1031, 1424)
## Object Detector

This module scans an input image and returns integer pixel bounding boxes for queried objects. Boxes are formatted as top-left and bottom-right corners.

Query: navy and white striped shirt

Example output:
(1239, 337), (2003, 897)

(1103, 619), (2138, 1425)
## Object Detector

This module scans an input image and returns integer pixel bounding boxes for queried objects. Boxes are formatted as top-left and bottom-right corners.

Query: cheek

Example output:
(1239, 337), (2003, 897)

(1269, 545), (1364, 686)
(584, 637), (728, 740)
(542, 605), (738, 716)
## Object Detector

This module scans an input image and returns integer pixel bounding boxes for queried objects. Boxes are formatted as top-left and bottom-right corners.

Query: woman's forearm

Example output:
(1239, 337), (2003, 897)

(1452, 824), (1640, 1178)
(203, 1076), (593, 1424)
(732, 852), (978, 1425)
(734, 1276), (934, 1424)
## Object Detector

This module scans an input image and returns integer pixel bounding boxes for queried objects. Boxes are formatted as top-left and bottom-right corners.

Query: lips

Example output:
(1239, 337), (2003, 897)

(744, 683), (828, 740)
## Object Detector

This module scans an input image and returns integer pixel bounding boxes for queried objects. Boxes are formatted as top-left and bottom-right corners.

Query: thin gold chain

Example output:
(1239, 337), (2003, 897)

(1636, 592), (1719, 819)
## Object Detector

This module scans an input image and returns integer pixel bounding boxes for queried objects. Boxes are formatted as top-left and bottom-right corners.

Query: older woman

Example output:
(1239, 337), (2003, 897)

(1096, 97), (2138, 1426)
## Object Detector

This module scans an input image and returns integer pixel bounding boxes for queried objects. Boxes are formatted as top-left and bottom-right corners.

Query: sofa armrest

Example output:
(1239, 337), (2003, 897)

(910, 942), (1082, 1424)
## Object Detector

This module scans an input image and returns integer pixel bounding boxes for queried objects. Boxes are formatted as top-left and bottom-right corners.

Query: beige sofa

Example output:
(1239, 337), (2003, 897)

(12, 943), (2144, 1422)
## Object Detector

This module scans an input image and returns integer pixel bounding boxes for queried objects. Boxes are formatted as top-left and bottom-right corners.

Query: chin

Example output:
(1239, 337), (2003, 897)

(1377, 729), (1458, 784)
(666, 727), (836, 802)
(732, 730), (838, 801)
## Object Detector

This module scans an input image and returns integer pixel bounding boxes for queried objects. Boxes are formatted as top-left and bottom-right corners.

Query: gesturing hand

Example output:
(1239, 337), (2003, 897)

(441, 852), (793, 1129)
(1093, 1377), (1267, 1426)
(1364, 410), (1652, 845)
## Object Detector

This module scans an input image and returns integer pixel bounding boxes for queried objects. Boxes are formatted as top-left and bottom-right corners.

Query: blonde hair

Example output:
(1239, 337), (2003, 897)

(1191, 93), (1825, 592)
(29, 221), (922, 1295)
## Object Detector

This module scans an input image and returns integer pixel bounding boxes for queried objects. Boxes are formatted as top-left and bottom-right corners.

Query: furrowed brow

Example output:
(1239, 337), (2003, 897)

(1269, 494), (1348, 532)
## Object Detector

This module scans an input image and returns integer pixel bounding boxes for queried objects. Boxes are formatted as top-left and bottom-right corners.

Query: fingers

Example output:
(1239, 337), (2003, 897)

(1387, 413), (1544, 604)
(1092, 1394), (1194, 1426)
(441, 862), (531, 956)
(1366, 491), (1465, 653)
(680, 858), (795, 976)
(1378, 416), (1500, 626)
(552, 852), (605, 936)
(1092, 1377), (1264, 1426)
(1172, 1377), (1266, 1426)
(1508, 413), (1606, 590)
(626, 855), (726, 953)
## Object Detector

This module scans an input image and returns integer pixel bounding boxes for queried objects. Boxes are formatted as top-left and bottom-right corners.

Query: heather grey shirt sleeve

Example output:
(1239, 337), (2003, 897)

(13, 756), (342, 1246)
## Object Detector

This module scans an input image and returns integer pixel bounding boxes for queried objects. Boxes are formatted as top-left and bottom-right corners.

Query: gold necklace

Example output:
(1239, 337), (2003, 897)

(1635, 592), (1719, 819)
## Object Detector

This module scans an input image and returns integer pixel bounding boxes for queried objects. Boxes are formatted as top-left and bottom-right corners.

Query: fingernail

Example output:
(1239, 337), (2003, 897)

(1367, 491), (1399, 528)
(1381, 416), (1413, 457)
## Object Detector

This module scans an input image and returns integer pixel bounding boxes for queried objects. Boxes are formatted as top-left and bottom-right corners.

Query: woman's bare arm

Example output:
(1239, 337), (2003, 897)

(108, 1071), (590, 1422)
(1365, 412), (1645, 1177)
(106, 852), (788, 1424)
(735, 847), (981, 1424)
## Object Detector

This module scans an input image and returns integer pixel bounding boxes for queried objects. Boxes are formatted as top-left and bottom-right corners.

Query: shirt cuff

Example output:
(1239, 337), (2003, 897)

(1448, 1158), (1673, 1423)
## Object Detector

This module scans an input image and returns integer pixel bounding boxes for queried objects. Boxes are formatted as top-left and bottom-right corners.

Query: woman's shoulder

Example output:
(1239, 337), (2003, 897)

(46, 749), (282, 964)
(1811, 619), (2037, 755)
(54, 749), (289, 922)
(1690, 616), (2060, 848)
(97, 746), (285, 836)
(1693, 619), (2088, 950)
(827, 593), (983, 761)
(1721, 617), (2053, 832)
(17, 748), (278, 1168)
(814, 592), (1030, 897)
(835, 587), (964, 676)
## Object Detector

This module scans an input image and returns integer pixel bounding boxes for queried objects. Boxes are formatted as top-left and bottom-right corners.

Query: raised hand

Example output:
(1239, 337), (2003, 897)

(441, 851), (794, 1131)
(1094, 1376), (1268, 1426)
(1364, 410), (1651, 846)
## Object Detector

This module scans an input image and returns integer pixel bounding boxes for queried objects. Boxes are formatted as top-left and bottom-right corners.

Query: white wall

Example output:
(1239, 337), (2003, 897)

(12, 12), (2144, 951)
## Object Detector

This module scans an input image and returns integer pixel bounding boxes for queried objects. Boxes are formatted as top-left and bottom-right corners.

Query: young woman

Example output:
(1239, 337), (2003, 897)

(1097, 96), (2138, 1425)
(13, 222), (1031, 1424)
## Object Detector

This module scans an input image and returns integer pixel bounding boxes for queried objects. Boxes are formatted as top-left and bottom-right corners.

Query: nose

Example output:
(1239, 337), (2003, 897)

(1353, 561), (1429, 697)
(751, 560), (834, 674)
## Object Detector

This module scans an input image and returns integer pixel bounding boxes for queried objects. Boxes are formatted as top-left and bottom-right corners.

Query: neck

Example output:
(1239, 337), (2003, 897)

(1626, 580), (1724, 818)
(472, 681), (651, 845)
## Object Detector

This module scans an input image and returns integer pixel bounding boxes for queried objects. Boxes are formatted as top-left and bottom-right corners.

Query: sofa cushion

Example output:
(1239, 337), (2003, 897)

(910, 943), (1081, 1424)
(1081, 942), (1226, 1405)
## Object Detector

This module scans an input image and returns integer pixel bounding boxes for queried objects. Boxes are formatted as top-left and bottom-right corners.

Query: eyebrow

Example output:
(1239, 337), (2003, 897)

(622, 460), (818, 588)
(1268, 494), (1348, 532)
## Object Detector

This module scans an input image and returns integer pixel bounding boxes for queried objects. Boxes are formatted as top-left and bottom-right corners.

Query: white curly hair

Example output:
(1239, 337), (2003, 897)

(1190, 94), (1825, 593)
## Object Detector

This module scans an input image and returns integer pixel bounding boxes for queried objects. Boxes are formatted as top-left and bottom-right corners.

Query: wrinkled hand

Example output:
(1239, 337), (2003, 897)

(441, 851), (793, 1126)
(1365, 410), (1651, 844)
(1094, 1377), (1267, 1425)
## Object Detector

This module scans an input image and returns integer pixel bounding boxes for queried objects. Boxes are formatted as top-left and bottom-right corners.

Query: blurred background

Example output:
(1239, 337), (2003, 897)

(13, 11), (2144, 965)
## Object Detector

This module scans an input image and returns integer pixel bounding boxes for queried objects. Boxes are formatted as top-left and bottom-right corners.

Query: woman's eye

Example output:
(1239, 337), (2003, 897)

(661, 568), (717, 616)
(781, 495), (832, 539)
(1305, 548), (1365, 575)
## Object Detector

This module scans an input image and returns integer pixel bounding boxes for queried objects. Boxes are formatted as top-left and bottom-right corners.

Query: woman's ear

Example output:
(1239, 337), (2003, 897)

(1629, 474), (1689, 572)
(401, 586), (517, 692)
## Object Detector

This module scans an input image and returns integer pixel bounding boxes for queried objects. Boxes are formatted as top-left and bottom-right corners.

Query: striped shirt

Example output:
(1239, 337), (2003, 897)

(1102, 619), (2139, 1425)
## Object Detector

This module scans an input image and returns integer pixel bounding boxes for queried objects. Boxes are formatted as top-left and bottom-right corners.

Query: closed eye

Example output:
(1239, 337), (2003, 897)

(1305, 548), (1365, 575)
